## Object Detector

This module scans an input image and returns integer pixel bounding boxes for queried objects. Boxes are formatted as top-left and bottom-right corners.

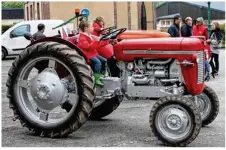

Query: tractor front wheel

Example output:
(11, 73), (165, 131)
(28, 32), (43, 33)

(196, 85), (219, 127)
(149, 96), (201, 147)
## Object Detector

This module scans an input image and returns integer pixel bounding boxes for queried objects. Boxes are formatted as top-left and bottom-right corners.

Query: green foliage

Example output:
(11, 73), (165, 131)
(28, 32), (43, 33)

(155, 2), (165, 7)
(2, 25), (14, 34)
(2, 2), (24, 8)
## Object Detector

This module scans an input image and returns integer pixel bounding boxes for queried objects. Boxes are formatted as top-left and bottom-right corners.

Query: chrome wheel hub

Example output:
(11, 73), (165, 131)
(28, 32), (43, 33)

(166, 114), (182, 130)
(156, 105), (191, 141)
(37, 84), (50, 100)
(15, 56), (79, 127)
(30, 69), (66, 111)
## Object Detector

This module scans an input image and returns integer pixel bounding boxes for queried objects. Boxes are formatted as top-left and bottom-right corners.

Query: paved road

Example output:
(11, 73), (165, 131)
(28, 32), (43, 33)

(1, 53), (225, 147)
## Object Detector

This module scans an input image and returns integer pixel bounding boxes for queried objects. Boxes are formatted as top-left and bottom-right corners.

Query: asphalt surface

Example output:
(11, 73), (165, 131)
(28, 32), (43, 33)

(1, 53), (225, 147)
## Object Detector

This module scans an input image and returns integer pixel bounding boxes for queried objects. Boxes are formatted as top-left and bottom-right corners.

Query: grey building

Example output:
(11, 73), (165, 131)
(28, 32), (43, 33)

(156, 1), (225, 31)
(2, 8), (24, 25)
(156, 1), (225, 21)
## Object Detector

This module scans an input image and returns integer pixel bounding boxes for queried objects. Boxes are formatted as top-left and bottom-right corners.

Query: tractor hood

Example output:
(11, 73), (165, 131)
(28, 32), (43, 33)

(117, 31), (170, 39)
(118, 37), (205, 51)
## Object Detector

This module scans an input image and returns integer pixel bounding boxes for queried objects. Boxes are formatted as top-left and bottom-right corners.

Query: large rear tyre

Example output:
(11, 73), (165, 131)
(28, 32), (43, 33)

(6, 42), (95, 137)
(149, 96), (201, 147)
(196, 85), (219, 127)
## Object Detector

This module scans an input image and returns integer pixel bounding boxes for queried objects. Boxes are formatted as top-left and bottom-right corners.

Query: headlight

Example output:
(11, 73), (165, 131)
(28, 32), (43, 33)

(127, 62), (134, 71)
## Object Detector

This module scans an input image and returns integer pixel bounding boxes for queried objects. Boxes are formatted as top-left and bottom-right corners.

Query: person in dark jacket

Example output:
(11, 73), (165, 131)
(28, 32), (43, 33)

(167, 15), (182, 37)
(181, 17), (193, 37)
(32, 23), (46, 40)
(207, 22), (223, 76)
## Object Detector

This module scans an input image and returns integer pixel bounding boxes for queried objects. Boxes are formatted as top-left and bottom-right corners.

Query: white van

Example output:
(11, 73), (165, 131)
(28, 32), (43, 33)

(1, 19), (65, 59)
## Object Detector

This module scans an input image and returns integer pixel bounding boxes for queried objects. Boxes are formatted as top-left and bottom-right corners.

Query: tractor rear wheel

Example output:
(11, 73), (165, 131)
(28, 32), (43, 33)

(89, 56), (123, 120)
(6, 42), (95, 137)
(149, 96), (201, 147)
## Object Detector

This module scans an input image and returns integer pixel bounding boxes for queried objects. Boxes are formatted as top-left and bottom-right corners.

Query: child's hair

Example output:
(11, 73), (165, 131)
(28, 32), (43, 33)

(95, 16), (104, 24)
(79, 20), (90, 32)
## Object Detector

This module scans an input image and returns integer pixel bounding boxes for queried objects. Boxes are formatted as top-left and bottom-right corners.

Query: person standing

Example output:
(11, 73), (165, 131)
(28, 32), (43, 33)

(192, 17), (211, 80)
(207, 22), (223, 76)
(167, 15), (182, 37)
(181, 17), (193, 37)
(192, 17), (208, 40)
(32, 23), (46, 40)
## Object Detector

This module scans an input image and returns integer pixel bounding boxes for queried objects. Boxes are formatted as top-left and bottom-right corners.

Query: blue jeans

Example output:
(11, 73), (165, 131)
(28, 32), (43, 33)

(205, 60), (210, 73)
(90, 56), (106, 73)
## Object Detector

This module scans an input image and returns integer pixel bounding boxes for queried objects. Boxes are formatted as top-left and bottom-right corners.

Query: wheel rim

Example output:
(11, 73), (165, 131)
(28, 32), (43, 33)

(155, 104), (192, 141)
(14, 56), (79, 128)
(196, 93), (212, 120)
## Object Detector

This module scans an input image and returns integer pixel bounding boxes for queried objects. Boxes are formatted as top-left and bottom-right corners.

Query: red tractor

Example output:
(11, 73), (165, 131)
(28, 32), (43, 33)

(6, 27), (219, 147)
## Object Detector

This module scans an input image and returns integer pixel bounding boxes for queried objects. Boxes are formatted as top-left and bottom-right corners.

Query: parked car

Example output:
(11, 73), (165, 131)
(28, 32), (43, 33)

(1, 19), (64, 59)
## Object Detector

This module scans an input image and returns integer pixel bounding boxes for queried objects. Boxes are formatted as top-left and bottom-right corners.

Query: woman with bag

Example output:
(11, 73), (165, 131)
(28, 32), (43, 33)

(207, 22), (223, 77)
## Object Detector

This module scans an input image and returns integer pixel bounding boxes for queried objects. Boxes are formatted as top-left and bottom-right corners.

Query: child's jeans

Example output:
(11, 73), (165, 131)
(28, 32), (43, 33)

(90, 56), (106, 73)
(205, 60), (210, 73)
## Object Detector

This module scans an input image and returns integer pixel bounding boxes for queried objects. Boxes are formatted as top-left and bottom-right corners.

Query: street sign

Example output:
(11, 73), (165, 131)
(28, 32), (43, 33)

(80, 8), (90, 17)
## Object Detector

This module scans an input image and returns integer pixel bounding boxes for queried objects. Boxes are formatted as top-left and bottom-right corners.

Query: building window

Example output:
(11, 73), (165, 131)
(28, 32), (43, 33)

(161, 21), (165, 26)
(37, 2), (40, 20)
(166, 21), (171, 25)
(26, 6), (29, 20)
(30, 5), (33, 20)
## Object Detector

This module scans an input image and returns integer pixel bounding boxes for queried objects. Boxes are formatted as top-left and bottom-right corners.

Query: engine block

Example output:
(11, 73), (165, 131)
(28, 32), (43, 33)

(121, 58), (184, 99)
(126, 59), (181, 86)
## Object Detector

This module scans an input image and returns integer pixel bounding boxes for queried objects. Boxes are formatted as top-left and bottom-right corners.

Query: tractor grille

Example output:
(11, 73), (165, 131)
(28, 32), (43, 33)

(197, 51), (204, 84)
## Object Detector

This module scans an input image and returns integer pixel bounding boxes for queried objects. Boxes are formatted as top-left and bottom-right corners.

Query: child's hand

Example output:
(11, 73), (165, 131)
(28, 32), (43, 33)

(206, 39), (211, 43)
(109, 39), (118, 45)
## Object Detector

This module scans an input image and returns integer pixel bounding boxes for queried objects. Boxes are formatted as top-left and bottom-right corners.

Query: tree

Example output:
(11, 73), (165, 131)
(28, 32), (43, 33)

(155, 2), (165, 7)
(2, 2), (24, 8)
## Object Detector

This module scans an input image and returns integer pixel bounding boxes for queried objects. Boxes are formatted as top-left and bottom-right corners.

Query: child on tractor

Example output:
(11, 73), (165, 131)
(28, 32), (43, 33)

(92, 16), (106, 36)
(77, 20), (109, 86)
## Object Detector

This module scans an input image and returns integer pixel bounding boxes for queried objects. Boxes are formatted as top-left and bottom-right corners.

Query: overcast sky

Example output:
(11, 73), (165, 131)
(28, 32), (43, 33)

(188, 1), (225, 11)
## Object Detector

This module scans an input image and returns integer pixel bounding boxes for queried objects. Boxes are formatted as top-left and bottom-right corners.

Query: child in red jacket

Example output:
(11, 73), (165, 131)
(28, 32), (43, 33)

(77, 20), (108, 86)
(92, 16), (105, 36)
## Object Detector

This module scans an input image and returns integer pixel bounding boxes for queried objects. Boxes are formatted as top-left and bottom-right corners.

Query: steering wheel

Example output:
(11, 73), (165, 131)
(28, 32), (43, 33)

(99, 26), (117, 35)
(99, 28), (127, 41)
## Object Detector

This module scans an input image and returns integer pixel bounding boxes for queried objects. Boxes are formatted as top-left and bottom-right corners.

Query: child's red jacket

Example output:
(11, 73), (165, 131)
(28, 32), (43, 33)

(92, 22), (103, 36)
(76, 33), (108, 60)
